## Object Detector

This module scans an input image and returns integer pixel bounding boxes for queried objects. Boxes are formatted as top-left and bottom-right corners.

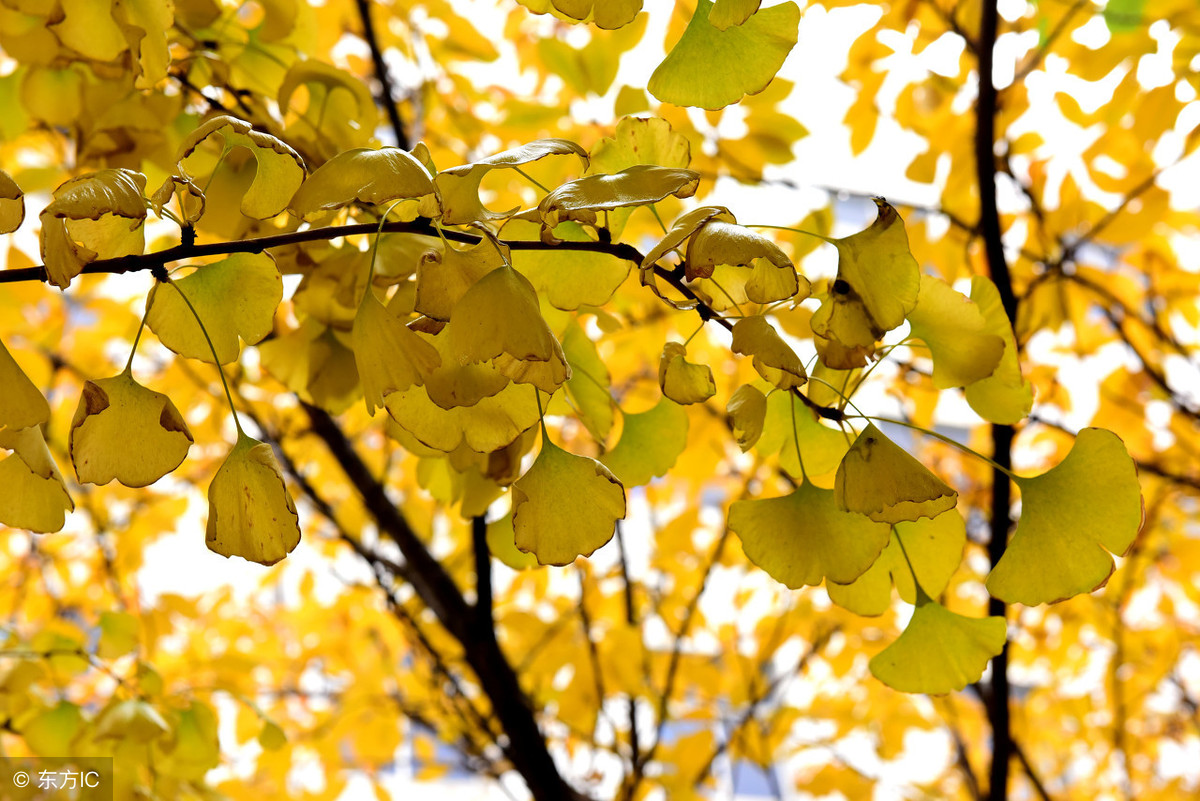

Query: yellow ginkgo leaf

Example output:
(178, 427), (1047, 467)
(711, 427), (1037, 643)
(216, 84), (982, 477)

(206, 433), (301, 566)
(728, 481), (891, 588)
(493, 336), (571, 394)
(178, 115), (307, 219)
(550, 0), (642, 29)
(445, 264), (558, 366)
(834, 423), (957, 524)
(513, 438), (626, 565)
(687, 220), (805, 304)
(352, 292), (441, 416)
(40, 168), (148, 288)
(730, 315), (806, 389)
(421, 330), (509, 410)
(538, 165), (701, 234)
(869, 593), (1006, 694)
(986, 428), (1143, 605)
(386, 380), (541, 454)
(94, 698), (170, 743)
(288, 147), (440, 222)
(0, 426), (74, 533)
(436, 139), (588, 225)
(659, 341), (716, 404)
(601, 397), (688, 487)
(0, 168), (24, 233)
(0, 340), (49, 430)
(811, 199), (920, 365)
(827, 510), (967, 616)
(905, 274), (1004, 389)
(69, 371), (193, 488)
(589, 116), (690, 175)
(97, 611), (139, 659)
(277, 59), (376, 136)
(150, 175), (205, 225)
(508, 219), (633, 310)
(648, 0), (799, 110)
(415, 238), (504, 322)
(23, 701), (83, 757)
(755, 391), (849, 483)
(727, 384), (767, 451)
(146, 253), (283, 364)
(642, 206), (733, 268)
(964, 275), (1034, 424)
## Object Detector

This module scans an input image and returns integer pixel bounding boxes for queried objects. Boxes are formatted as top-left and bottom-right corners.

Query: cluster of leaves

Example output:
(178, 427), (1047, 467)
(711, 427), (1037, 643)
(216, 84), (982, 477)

(0, 0), (1197, 799)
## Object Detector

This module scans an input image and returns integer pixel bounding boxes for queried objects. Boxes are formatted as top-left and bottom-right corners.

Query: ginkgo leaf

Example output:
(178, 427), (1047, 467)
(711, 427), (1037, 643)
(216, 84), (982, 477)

(0, 426), (73, 533)
(289, 147), (440, 222)
(0, 339), (49, 430)
(69, 371), (193, 487)
(178, 115), (307, 219)
(588, 116), (690, 175)
(493, 337), (571, 394)
(965, 275), (1034, 424)
(40, 168), (148, 288)
(385, 380), (541, 454)
(352, 292), (441, 415)
(728, 481), (891, 588)
(23, 701), (83, 756)
(445, 264), (557, 365)
(659, 341), (716, 404)
(155, 701), (220, 780)
(507, 219), (633, 310)
(648, 0), (799, 110)
(278, 59), (376, 133)
(687, 220), (806, 305)
(206, 432), (301, 566)
(827, 510), (967, 616)
(550, 0), (642, 29)
(538, 165), (700, 235)
(415, 238), (504, 321)
(436, 139), (588, 225)
(97, 611), (139, 659)
(421, 328), (510, 410)
(811, 199), (920, 365)
(95, 698), (170, 743)
(562, 321), (614, 442)
(727, 384), (767, 450)
(150, 175), (206, 224)
(730, 315), (806, 389)
(869, 594), (1007, 694)
(642, 206), (734, 270)
(835, 423), (957, 524)
(757, 391), (849, 483)
(0, 168), (23, 233)
(986, 428), (1143, 605)
(708, 0), (760, 30)
(513, 438), (626, 565)
(905, 274), (1004, 388)
(146, 253), (283, 364)
(601, 397), (688, 486)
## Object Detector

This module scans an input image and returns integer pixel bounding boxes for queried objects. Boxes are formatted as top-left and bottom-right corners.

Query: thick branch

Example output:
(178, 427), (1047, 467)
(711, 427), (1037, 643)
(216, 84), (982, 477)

(975, 2), (1015, 799)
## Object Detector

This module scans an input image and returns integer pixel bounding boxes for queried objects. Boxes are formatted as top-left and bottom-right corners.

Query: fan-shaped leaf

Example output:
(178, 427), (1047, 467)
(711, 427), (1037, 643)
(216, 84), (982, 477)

(835, 423), (957, 524)
(659, 341), (716, 404)
(905, 274), (1004, 389)
(289, 147), (439, 221)
(206, 433), (301, 566)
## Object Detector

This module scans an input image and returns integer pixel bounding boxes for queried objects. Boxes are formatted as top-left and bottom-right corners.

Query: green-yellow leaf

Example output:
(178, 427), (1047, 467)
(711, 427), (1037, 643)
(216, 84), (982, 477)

(97, 611), (140, 659)
(811, 199), (920, 367)
(648, 0), (799, 110)
(146, 253), (283, 364)
(0, 426), (74, 533)
(155, 701), (220, 780)
(835, 423), (957, 524)
(827, 510), (966, 616)
(0, 340), (49, 430)
(487, 510), (540, 570)
(23, 701), (83, 756)
(513, 439), (626, 565)
(659, 341), (716, 405)
(178, 115), (307, 219)
(95, 698), (170, 743)
(206, 432), (301, 566)
(728, 481), (891, 588)
(905, 274), (1004, 389)
(69, 372), (193, 487)
(508, 219), (632, 310)
(562, 321), (614, 442)
(550, 0), (642, 29)
(986, 428), (1143, 605)
(436, 139), (588, 225)
(385, 380), (542, 454)
(964, 275), (1034, 424)
(870, 595), (1006, 694)
(730, 315), (806, 389)
(289, 147), (439, 222)
(756, 391), (848, 483)
(727, 384), (767, 451)
(708, 0), (760, 30)
(259, 720), (287, 751)
(601, 397), (688, 486)
(446, 265), (557, 364)
(415, 238), (504, 322)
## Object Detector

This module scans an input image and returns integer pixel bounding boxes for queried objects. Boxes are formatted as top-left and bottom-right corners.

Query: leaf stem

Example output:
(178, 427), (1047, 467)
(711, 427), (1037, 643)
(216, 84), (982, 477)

(122, 299), (152, 374)
(513, 166), (551, 193)
(746, 224), (837, 245)
(788, 392), (810, 483)
(161, 277), (244, 437)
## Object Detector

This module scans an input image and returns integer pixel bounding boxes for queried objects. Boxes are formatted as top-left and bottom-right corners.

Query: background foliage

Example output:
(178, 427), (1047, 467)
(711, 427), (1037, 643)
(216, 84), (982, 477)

(1, 0), (1199, 800)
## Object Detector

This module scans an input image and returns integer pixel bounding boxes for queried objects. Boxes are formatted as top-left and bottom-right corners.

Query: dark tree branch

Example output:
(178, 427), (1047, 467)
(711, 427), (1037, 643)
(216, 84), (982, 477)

(975, 2), (1016, 799)
(354, 0), (410, 148)
(472, 515), (493, 628)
